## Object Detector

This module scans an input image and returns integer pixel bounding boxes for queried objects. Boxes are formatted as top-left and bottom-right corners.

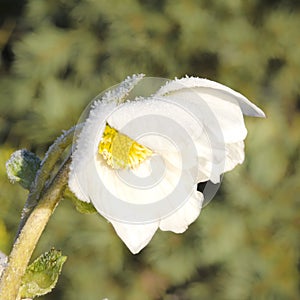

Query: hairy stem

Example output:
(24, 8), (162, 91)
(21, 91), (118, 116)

(0, 158), (71, 300)
(17, 125), (80, 237)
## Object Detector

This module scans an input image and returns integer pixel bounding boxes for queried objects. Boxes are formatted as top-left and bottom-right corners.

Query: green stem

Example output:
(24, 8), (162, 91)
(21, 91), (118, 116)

(17, 125), (80, 237)
(0, 158), (71, 300)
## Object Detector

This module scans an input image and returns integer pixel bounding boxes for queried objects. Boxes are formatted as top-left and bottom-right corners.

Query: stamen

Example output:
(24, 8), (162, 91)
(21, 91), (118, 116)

(98, 123), (152, 169)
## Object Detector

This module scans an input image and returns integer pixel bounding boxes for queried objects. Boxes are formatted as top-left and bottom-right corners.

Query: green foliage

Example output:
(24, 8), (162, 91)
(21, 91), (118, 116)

(64, 187), (97, 214)
(19, 248), (67, 299)
(0, 0), (299, 299)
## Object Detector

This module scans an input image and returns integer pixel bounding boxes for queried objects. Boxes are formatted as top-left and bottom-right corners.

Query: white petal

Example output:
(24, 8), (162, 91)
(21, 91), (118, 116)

(224, 140), (245, 172)
(107, 97), (207, 142)
(154, 88), (247, 144)
(94, 154), (181, 206)
(159, 190), (203, 233)
(195, 140), (245, 184)
(110, 220), (159, 254)
(102, 73), (145, 103)
(155, 77), (265, 118)
(69, 74), (144, 202)
(69, 101), (117, 202)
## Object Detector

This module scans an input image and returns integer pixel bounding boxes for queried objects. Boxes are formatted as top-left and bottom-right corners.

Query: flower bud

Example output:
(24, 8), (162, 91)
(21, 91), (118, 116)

(6, 149), (41, 190)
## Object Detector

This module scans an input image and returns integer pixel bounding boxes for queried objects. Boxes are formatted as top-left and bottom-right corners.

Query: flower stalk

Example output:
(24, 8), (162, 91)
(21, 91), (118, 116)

(0, 158), (71, 300)
(17, 126), (79, 236)
(0, 127), (78, 300)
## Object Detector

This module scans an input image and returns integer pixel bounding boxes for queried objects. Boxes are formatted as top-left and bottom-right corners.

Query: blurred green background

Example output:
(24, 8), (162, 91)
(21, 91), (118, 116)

(0, 0), (299, 299)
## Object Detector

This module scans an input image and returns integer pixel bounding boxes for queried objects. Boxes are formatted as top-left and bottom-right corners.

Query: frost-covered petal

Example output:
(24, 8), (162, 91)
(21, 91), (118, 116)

(155, 77), (265, 118)
(69, 101), (117, 202)
(107, 97), (205, 143)
(110, 220), (158, 254)
(69, 74), (145, 202)
(159, 190), (203, 233)
(105, 98), (207, 173)
(107, 96), (245, 184)
(153, 76), (265, 144)
(154, 88), (247, 144)
(101, 73), (145, 104)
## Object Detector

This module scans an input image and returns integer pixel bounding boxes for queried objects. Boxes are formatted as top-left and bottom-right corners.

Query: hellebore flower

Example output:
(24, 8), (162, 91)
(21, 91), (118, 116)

(69, 74), (265, 254)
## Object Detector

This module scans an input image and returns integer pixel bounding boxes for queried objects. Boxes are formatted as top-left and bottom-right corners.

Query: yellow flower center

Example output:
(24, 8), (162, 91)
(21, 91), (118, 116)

(98, 123), (153, 169)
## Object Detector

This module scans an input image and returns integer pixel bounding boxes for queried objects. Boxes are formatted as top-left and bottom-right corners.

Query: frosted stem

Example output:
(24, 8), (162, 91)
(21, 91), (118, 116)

(0, 125), (81, 299)
(0, 158), (71, 300)
(17, 125), (80, 237)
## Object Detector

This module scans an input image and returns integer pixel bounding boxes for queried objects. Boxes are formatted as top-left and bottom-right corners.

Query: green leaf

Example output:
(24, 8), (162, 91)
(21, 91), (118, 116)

(64, 187), (97, 214)
(6, 149), (41, 190)
(19, 248), (67, 299)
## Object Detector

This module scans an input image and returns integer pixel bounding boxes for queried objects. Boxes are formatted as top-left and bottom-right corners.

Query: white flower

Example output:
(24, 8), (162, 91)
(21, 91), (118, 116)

(69, 74), (265, 254)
